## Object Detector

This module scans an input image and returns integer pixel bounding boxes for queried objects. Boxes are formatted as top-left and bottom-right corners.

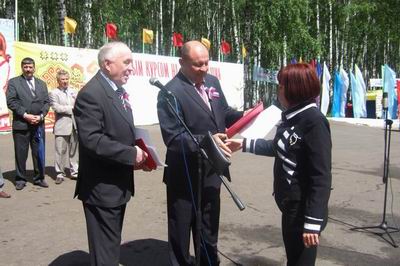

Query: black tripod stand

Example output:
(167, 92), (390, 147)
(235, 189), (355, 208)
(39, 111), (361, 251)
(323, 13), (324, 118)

(350, 107), (399, 247)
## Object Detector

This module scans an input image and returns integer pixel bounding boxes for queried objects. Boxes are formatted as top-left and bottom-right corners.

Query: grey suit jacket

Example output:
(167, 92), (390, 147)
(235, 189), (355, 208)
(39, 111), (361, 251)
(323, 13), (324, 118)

(6, 75), (50, 130)
(49, 87), (77, 136)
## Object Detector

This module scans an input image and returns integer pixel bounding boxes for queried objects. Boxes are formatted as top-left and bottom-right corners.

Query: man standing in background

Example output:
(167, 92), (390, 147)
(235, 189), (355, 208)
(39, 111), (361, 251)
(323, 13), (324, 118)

(49, 69), (78, 184)
(6, 57), (50, 190)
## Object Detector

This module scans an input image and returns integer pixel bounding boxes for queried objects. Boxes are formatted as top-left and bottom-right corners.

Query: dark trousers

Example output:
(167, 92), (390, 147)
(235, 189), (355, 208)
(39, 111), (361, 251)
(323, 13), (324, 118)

(167, 185), (221, 266)
(12, 126), (44, 184)
(83, 203), (126, 266)
(281, 201), (317, 266)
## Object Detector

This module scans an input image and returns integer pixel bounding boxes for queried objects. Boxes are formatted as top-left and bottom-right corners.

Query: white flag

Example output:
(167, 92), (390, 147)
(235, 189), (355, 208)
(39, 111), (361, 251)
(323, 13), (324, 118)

(320, 62), (331, 115)
(355, 64), (367, 117)
(339, 67), (349, 117)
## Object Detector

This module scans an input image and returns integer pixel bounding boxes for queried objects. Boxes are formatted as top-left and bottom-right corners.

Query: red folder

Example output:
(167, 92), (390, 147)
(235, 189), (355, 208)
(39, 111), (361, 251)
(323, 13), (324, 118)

(226, 101), (264, 138)
(135, 138), (157, 170)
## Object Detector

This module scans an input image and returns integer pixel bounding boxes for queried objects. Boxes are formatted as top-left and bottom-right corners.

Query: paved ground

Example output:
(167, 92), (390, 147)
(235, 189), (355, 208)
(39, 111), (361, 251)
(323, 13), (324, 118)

(1, 121), (400, 266)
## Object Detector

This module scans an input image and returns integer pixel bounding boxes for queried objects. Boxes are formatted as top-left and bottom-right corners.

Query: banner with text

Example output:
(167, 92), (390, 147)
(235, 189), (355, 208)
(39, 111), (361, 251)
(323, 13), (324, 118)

(0, 18), (15, 132)
(0, 41), (244, 132)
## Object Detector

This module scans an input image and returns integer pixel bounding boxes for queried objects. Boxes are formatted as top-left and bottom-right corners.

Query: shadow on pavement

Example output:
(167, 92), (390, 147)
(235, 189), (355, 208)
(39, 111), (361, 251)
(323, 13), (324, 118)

(48, 238), (169, 266)
(3, 166), (57, 184)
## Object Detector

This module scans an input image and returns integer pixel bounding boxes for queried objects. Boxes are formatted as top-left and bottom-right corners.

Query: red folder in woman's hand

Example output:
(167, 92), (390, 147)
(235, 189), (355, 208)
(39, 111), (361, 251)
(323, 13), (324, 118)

(226, 102), (264, 138)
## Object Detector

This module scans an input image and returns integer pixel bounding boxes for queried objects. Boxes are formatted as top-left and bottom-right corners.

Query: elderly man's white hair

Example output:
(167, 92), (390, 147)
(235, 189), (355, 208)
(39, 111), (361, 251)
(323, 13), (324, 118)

(98, 42), (131, 68)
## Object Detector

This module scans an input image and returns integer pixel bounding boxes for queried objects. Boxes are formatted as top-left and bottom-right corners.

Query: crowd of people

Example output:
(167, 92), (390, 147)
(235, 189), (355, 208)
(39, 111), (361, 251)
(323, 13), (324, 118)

(1, 40), (332, 266)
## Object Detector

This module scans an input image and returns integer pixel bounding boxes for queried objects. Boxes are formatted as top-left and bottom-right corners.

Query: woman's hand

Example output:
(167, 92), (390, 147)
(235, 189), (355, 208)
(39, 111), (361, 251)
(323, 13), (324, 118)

(303, 233), (319, 248)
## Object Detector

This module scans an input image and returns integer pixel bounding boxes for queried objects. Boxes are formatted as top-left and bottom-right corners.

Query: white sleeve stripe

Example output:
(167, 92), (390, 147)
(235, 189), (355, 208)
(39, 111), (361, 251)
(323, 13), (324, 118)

(304, 223), (321, 231)
(252, 139), (257, 153)
(245, 139), (252, 152)
(305, 215), (324, 222)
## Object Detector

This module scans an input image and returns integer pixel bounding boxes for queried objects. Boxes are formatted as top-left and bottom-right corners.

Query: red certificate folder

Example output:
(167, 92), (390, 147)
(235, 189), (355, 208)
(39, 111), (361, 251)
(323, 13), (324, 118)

(135, 138), (157, 170)
(226, 101), (264, 138)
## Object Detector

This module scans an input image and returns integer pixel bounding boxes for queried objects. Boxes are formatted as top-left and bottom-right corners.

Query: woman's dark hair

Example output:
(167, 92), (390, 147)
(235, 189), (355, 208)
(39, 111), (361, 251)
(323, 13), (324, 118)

(277, 63), (321, 106)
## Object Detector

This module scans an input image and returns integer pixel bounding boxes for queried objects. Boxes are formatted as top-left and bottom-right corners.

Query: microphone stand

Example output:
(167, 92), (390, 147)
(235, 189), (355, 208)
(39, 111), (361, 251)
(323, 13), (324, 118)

(350, 107), (399, 247)
(160, 91), (245, 266)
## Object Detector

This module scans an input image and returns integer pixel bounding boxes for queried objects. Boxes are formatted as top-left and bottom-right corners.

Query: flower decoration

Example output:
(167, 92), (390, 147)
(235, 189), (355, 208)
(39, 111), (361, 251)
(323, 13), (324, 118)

(205, 86), (220, 100)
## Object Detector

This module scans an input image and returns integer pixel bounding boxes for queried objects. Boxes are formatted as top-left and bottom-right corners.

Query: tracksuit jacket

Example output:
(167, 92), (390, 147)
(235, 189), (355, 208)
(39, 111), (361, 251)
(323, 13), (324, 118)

(243, 100), (332, 234)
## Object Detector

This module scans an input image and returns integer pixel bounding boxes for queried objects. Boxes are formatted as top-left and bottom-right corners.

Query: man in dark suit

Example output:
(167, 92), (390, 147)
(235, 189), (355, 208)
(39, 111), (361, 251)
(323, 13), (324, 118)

(6, 57), (50, 190)
(73, 42), (150, 266)
(157, 40), (243, 266)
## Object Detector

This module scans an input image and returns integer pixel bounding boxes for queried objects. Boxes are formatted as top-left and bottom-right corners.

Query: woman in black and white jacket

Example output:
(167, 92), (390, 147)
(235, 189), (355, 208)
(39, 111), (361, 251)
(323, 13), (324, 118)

(228, 63), (332, 266)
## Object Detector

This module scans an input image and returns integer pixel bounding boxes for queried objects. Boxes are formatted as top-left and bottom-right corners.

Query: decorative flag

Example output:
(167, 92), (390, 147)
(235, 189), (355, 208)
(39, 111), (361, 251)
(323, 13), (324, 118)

(299, 56), (303, 63)
(320, 62), (331, 115)
(221, 40), (231, 54)
(290, 58), (297, 64)
(350, 71), (364, 118)
(172, 32), (183, 47)
(339, 67), (349, 117)
(201, 37), (211, 50)
(332, 71), (342, 117)
(143, 28), (154, 44)
(105, 23), (118, 39)
(242, 45), (247, 58)
(383, 64), (398, 119)
(64, 16), (77, 34)
(355, 64), (367, 117)
(397, 80), (400, 109)
(316, 60), (323, 79)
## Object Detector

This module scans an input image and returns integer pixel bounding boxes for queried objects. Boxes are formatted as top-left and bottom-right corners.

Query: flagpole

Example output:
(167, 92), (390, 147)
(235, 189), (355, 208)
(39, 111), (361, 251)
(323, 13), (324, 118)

(15, 0), (18, 41)
(142, 42), (144, 54)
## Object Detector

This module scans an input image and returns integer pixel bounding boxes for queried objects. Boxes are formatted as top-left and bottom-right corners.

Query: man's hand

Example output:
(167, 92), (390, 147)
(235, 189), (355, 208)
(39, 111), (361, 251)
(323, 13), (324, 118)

(225, 138), (243, 153)
(23, 113), (40, 125)
(134, 146), (148, 166)
(303, 233), (319, 248)
(212, 133), (232, 157)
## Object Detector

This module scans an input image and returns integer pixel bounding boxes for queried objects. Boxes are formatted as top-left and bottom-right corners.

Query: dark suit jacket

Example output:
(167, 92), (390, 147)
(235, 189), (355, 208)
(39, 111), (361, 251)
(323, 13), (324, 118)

(73, 71), (137, 208)
(6, 75), (50, 130)
(157, 72), (243, 191)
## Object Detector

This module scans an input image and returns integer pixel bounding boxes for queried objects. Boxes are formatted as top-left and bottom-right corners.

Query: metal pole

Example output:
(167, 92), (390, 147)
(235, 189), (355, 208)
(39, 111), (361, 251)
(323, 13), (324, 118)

(15, 0), (18, 41)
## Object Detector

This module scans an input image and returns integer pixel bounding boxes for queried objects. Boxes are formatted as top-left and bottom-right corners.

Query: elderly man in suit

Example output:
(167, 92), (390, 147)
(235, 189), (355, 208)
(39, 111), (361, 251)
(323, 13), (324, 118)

(6, 57), (50, 190)
(157, 40), (244, 266)
(49, 69), (78, 184)
(74, 41), (151, 266)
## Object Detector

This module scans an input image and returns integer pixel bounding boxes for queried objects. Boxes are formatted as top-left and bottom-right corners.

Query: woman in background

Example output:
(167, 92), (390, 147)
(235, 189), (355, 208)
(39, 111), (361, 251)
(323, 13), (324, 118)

(228, 63), (332, 266)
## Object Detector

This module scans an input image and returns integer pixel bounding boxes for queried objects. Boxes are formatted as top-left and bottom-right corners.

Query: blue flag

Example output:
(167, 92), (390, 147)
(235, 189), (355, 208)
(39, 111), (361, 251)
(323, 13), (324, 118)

(332, 71), (342, 117)
(316, 61), (323, 79)
(350, 72), (363, 118)
(383, 64), (398, 119)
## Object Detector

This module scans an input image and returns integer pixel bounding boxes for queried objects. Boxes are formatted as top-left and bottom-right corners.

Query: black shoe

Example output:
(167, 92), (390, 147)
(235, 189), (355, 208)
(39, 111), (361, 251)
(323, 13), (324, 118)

(15, 182), (26, 190)
(34, 179), (49, 188)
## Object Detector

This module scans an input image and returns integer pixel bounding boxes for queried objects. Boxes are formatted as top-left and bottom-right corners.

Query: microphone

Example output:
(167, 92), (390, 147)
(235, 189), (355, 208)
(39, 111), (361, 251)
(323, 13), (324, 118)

(149, 77), (172, 95)
(382, 92), (388, 110)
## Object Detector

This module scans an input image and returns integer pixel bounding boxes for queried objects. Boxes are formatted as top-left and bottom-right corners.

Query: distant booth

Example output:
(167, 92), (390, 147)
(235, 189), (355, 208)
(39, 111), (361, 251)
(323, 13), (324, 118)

(367, 79), (384, 119)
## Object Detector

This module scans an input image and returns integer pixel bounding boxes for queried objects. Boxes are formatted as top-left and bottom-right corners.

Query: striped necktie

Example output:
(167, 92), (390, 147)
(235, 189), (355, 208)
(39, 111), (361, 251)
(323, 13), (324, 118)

(27, 79), (36, 97)
(116, 87), (131, 111)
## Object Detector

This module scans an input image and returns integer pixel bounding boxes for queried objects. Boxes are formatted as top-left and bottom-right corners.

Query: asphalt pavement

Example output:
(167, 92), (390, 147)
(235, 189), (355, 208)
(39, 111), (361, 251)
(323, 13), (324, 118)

(1, 121), (400, 266)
